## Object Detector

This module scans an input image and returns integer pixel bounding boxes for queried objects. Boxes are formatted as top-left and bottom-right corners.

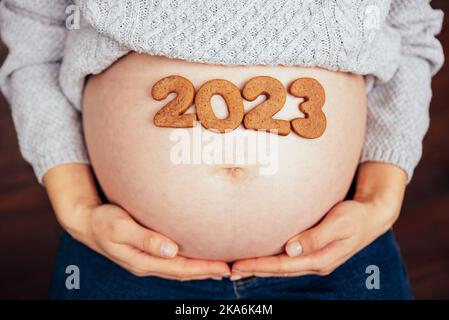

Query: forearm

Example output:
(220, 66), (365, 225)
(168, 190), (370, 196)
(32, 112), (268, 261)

(43, 163), (101, 240)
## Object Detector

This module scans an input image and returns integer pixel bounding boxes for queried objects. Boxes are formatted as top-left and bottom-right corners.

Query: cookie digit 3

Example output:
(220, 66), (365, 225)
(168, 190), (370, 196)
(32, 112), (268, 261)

(289, 78), (326, 139)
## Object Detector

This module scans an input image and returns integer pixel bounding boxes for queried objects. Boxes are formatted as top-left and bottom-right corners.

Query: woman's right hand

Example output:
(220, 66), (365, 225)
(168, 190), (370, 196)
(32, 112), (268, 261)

(44, 164), (231, 281)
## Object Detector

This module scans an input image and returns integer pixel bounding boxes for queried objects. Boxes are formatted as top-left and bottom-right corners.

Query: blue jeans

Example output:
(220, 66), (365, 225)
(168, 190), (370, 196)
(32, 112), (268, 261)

(49, 230), (412, 300)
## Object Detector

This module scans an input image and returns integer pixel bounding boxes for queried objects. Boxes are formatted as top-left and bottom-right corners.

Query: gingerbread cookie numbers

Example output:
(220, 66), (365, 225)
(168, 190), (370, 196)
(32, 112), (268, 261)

(195, 79), (244, 133)
(289, 78), (326, 139)
(151, 75), (196, 128)
(151, 75), (327, 139)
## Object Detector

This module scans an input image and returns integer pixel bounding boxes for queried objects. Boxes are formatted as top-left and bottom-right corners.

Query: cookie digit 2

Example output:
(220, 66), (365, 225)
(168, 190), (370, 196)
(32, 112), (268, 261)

(195, 79), (244, 133)
(151, 75), (197, 128)
(242, 76), (290, 136)
(289, 78), (326, 139)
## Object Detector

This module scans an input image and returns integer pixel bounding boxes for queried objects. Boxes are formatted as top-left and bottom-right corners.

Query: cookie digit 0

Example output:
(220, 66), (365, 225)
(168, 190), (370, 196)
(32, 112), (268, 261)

(289, 78), (326, 139)
(195, 79), (244, 133)
(242, 76), (290, 136)
(151, 75), (197, 128)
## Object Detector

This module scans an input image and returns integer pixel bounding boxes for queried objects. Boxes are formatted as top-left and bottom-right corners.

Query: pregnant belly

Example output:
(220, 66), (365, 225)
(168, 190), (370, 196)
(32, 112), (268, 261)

(82, 53), (367, 261)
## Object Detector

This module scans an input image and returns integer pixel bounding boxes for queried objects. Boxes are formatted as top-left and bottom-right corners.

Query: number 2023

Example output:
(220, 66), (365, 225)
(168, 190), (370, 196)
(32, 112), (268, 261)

(151, 75), (326, 138)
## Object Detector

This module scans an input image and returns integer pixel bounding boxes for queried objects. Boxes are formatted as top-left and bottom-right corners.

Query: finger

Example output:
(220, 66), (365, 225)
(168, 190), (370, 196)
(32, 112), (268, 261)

(232, 270), (317, 279)
(241, 250), (355, 278)
(285, 206), (353, 257)
(110, 218), (179, 258)
(112, 244), (231, 279)
(147, 254), (231, 278)
(109, 245), (229, 280)
(233, 240), (351, 275)
(232, 254), (291, 275)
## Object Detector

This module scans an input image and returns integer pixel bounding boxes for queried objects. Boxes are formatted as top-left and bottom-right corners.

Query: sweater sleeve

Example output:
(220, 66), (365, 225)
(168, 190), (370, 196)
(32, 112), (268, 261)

(0, 0), (89, 185)
(361, 0), (444, 183)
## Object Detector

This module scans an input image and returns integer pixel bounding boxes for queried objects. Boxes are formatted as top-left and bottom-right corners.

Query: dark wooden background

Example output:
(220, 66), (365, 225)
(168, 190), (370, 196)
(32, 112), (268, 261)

(0, 1), (448, 299)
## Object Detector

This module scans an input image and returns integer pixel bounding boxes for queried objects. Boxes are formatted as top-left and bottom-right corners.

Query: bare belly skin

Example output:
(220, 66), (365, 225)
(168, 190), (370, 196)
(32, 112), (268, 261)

(82, 53), (367, 261)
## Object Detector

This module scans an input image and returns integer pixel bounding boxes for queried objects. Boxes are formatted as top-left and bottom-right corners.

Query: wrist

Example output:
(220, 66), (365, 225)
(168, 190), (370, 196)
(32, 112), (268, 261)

(355, 162), (406, 201)
(354, 162), (407, 228)
(64, 199), (98, 242)
(43, 163), (102, 241)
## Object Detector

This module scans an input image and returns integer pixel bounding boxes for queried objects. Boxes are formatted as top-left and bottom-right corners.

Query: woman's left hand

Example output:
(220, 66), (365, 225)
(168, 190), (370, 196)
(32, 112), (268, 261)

(231, 162), (407, 279)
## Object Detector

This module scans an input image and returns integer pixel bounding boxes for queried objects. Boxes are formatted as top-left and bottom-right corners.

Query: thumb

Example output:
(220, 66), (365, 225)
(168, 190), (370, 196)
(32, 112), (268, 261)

(127, 223), (179, 258)
(285, 212), (342, 257)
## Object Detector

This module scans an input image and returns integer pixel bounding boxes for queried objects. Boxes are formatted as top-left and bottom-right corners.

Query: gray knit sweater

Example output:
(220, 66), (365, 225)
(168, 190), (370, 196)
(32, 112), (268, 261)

(0, 0), (444, 184)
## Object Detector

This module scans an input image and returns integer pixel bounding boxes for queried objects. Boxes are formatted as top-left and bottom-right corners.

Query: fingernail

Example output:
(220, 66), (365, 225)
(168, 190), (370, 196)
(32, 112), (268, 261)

(287, 241), (303, 257)
(222, 273), (231, 278)
(230, 275), (242, 281)
(212, 276), (223, 281)
(160, 242), (177, 257)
